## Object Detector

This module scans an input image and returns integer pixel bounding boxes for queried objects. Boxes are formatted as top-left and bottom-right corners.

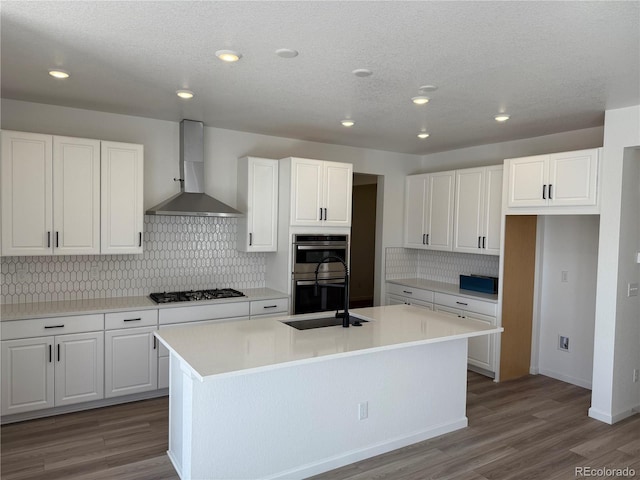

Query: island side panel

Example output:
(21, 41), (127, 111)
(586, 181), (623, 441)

(177, 339), (468, 480)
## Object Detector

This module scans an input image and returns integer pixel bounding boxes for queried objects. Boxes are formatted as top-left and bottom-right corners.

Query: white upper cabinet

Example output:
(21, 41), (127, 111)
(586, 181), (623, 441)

(1, 131), (53, 256)
(454, 165), (503, 255)
(1, 131), (100, 256)
(101, 141), (144, 254)
(53, 136), (101, 255)
(506, 148), (599, 209)
(237, 156), (278, 252)
(404, 171), (455, 251)
(289, 157), (352, 227)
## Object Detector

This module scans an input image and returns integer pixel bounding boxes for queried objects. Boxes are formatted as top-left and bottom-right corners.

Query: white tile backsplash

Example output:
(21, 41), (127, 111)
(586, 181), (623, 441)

(386, 247), (499, 284)
(1, 216), (266, 304)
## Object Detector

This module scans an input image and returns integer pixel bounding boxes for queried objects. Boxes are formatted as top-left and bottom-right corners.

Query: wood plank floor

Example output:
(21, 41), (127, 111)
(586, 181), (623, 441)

(1, 373), (638, 479)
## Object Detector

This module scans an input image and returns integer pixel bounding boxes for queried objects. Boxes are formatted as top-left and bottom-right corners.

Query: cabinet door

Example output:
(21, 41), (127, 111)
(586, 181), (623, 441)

(463, 312), (496, 372)
(239, 157), (278, 251)
(1, 337), (54, 415)
(1, 131), (53, 255)
(290, 158), (323, 226)
(482, 166), (503, 255)
(386, 294), (407, 306)
(454, 168), (484, 254)
(105, 326), (158, 398)
(404, 174), (428, 248)
(548, 149), (598, 206)
(322, 161), (353, 226)
(55, 332), (104, 406)
(507, 155), (548, 207)
(101, 141), (144, 254)
(53, 136), (101, 255)
(425, 171), (455, 251)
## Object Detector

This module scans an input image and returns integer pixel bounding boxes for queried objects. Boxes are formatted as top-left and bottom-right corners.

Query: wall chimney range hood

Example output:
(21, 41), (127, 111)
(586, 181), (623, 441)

(146, 119), (243, 217)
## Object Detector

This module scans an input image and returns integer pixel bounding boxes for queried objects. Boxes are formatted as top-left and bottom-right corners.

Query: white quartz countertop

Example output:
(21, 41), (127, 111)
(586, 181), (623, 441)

(0, 288), (288, 321)
(387, 278), (498, 303)
(154, 304), (503, 381)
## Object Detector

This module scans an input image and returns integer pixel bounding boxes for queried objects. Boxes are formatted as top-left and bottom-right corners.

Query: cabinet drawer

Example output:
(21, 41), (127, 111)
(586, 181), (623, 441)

(105, 309), (158, 330)
(1, 314), (104, 340)
(250, 298), (288, 316)
(433, 292), (496, 316)
(158, 302), (250, 325)
(386, 283), (434, 303)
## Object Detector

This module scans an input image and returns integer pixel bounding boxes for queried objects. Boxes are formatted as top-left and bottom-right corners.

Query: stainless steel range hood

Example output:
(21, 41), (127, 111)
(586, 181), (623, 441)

(146, 119), (243, 217)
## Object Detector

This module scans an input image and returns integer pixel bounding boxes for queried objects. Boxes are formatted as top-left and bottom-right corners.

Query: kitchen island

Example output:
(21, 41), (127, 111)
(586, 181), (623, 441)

(155, 304), (503, 480)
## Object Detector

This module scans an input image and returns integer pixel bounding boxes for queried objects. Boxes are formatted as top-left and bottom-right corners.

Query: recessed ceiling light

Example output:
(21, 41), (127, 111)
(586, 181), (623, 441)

(216, 50), (242, 62)
(417, 132), (430, 139)
(275, 48), (298, 58)
(176, 89), (194, 99)
(419, 84), (438, 92)
(494, 113), (510, 122)
(341, 119), (355, 127)
(352, 69), (373, 77)
(48, 69), (69, 79)
(411, 96), (430, 105)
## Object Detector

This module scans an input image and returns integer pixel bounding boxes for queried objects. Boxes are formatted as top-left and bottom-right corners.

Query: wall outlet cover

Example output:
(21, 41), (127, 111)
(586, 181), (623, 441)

(558, 335), (570, 352)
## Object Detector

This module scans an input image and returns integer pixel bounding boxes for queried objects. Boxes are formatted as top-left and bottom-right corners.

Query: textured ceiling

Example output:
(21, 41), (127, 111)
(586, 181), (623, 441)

(1, 1), (639, 155)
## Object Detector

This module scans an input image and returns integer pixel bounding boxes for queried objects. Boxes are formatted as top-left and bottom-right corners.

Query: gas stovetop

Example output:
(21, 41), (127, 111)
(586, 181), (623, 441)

(150, 288), (245, 304)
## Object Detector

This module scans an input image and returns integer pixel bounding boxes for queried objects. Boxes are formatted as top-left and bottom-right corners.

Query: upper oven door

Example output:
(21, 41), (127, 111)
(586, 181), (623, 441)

(292, 235), (349, 275)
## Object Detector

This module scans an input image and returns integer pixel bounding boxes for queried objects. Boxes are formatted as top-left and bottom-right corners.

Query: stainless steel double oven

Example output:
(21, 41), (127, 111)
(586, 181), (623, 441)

(291, 234), (349, 314)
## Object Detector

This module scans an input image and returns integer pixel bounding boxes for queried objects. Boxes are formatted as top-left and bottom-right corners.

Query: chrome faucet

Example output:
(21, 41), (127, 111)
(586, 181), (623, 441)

(313, 256), (361, 327)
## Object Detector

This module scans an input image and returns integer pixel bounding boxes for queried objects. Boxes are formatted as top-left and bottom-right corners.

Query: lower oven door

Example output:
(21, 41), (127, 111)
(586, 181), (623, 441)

(292, 278), (345, 315)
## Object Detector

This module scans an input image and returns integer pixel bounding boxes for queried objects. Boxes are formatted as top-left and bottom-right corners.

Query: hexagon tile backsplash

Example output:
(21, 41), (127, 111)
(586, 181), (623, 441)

(385, 247), (499, 284)
(0, 216), (267, 305)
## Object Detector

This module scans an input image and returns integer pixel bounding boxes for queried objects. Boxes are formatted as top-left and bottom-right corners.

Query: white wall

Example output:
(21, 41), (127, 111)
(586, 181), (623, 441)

(1, 98), (424, 304)
(420, 127), (604, 171)
(536, 216), (599, 389)
(590, 104), (640, 424)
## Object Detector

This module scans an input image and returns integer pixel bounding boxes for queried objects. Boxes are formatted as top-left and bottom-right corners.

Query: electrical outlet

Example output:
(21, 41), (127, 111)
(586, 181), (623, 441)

(634, 369), (639, 383)
(89, 266), (100, 280)
(628, 283), (639, 297)
(358, 401), (368, 420)
(561, 271), (569, 283)
(558, 335), (570, 352)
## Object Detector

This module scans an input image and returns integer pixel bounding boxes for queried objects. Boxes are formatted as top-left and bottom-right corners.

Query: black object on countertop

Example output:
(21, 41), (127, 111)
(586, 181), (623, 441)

(459, 275), (498, 295)
(150, 288), (245, 303)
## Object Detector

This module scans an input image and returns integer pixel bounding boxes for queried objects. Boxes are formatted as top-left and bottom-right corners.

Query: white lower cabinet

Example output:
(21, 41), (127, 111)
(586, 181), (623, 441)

(433, 292), (497, 374)
(105, 310), (158, 398)
(386, 294), (433, 310)
(1, 329), (104, 416)
(385, 283), (434, 309)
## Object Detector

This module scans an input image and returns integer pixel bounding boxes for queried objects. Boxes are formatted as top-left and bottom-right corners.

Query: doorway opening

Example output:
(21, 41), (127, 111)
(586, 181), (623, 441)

(350, 174), (379, 308)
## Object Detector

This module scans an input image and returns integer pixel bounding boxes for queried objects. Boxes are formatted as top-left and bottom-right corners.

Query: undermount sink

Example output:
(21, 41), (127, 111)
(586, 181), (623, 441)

(282, 316), (368, 330)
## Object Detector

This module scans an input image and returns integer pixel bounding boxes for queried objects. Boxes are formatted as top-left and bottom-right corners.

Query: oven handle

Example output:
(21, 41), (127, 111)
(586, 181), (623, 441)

(295, 279), (345, 286)
(294, 245), (347, 251)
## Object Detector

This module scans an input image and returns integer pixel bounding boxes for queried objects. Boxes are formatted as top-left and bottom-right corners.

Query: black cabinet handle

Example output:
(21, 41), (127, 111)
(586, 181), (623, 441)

(426, 234), (429, 245)
(49, 345), (52, 363)
(55, 231), (59, 248)
(324, 208), (327, 221)
(44, 325), (64, 329)
(542, 184), (547, 199)
(319, 208), (322, 221)
(478, 236), (481, 248)
(153, 336), (157, 350)
(124, 318), (142, 322)
(422, 234), (426, 245)
(47, 231), (51, 248)
(138, 232), (142, 247)
(482, 236), (486, 249)
(456, 301), (468, 306)
(402, 290), (413, 295)
(57, 344), (60, 362)
(549, 184), (553, 199)
(263, 305), (278, 309)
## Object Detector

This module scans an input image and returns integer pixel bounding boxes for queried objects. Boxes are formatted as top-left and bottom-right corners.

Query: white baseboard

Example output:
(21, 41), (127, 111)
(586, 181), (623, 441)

(167, 450), (183, 480)
(529, 366), (539, 375)
(539, 368), (592, 389)
(588, 405), (640, 425)
(266, 417), (468, 480)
